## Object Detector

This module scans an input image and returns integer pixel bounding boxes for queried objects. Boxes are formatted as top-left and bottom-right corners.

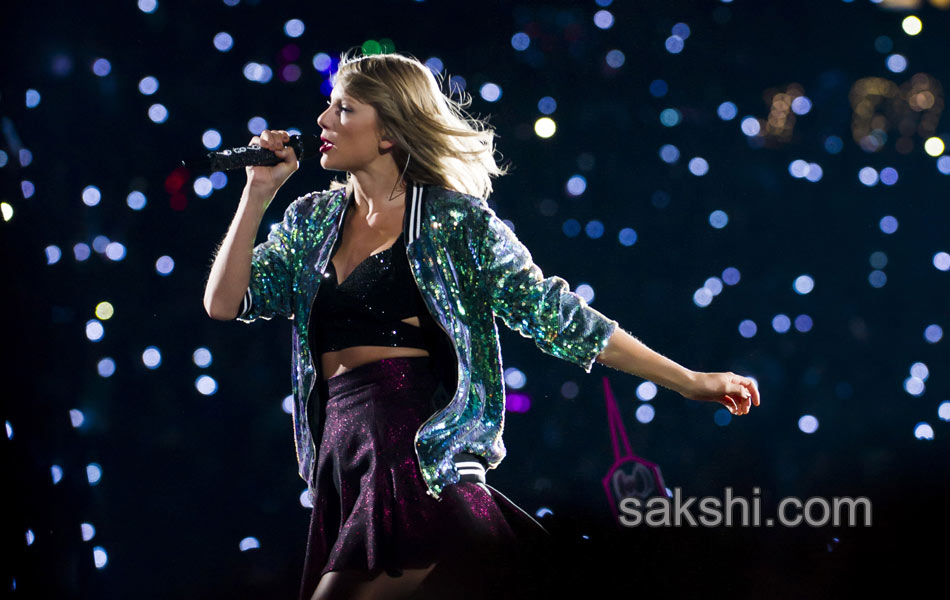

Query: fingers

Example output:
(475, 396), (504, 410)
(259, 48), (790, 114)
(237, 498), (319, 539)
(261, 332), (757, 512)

(252, 130), (297, 165)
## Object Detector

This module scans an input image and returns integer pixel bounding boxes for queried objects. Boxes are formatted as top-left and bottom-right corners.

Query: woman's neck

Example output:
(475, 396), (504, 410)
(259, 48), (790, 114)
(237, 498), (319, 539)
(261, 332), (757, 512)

(349, 160), (407, 218)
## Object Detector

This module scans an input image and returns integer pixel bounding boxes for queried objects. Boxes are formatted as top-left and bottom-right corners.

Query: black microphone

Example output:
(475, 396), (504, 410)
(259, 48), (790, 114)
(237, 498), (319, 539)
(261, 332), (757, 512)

(181, 134), (321, 171)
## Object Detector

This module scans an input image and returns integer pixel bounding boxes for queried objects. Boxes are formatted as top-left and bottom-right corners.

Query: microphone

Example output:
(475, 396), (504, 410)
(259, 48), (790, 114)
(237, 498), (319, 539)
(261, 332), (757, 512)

(181, 134), (322, 171)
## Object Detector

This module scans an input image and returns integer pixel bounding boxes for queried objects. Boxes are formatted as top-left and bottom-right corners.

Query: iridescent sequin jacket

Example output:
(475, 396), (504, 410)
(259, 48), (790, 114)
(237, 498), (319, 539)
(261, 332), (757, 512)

(235, 183), (619, 501)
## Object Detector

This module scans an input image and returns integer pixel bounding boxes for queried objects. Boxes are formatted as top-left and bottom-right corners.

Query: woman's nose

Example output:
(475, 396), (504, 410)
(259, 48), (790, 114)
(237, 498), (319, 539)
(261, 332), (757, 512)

(316, 108), (329, 129)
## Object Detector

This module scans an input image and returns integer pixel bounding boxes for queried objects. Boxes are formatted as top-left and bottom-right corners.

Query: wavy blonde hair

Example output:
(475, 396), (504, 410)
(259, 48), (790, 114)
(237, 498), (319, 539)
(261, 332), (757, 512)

(327, 50), (507, 199)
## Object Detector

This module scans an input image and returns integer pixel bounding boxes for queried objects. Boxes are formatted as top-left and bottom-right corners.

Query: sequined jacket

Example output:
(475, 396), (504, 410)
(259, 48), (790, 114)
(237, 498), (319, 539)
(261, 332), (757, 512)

(235, 183), (619, 501)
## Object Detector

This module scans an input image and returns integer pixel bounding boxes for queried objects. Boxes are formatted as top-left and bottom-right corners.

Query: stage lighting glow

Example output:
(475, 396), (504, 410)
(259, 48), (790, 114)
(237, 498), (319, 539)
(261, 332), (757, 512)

(97, 358), (115, 377)
(858, 166), (879, 186)
(704, 277), (723, 295)
(138, 0), (157, 13)
(81, 523), (96, 541)
(649, 79), (668, 97)
(156, 255), (175, 275)
(312, 52), (331, 72)
(772, 314), (792, 333)
(248, 116), (267, 135)
(886, 54), (907, 73)
(44, 245), (62, 264)
(196, 375), (218, 395)
(714, 409), (732, 426)
(202, 129), (222, 150)
(904, 376), (926, 396)
(876, 167), (898, 186)
(791, 96), (812, 115)
(924, 324), (943, 343)
(534, 117), (557, 139)
(659, 144), (680, 163)
(511, 32), (530, 51)
(902, 16), (922, 35)
(924, 137), (945, 156)
(789, 159), (809, 178)
(708, 209), (728, 228)
(673, 22), (691, 38)
(740, 117), (760, 136)
(82, 186), (101, 206)
(824, 135), (843, 154)
(480, 83), (501, 102)
(660, 108), (681, 127)
(560, 381), (579, 399)
(21, 180), (35, 198)
(94, 302), (113, 320)
(193, 347), (212, 367)
(51, 465), (63, 484)
(26, 530), (35, 546)
(717, 101), (737, 120)
(566, 175), (587, 196)
(618, 227), (637, 246)
(935, 252), (950, 271)
(300, 489), (313, 508)
(693, 287), (713, 307)
(143, 347), (162, 369)
(280, 64), (301, 82)
(910, 362), (929, 381)
(605, 49), (625, 68)
(87, 463), (102, 484)
(0, 150), (7, 167)
(794, 314), (813, 332)
(283, 19), (304, 38)
(637, 381), (658, 401)
(584, 220), (604, 239)
(424, 57), (443, 74)
(594, 10), (614, 29)
(869, 251), (887, 269)
(879, 215), (898, 234)
(243, 62), (264, 82)
(798, 415), (818, 434)
(5, 421), (11, 440)
(534, 98), (556, 117)
(148, 104), (168, 123)
(574, 284), (594, 304)
(739, 319), (758, 338)
(938, 402), (950, 421)
(283, 395), (294, 414)
(105, 242), (126, 261)
(74, 243), (91, 261)
(127, 191), (146, 210)
(92, 58), (111, 76)
(535, 507), (554, 519)
(1, 203), (12, 221)
(665, 35), (685, 54)
(138, 76), (159, 95)
(504, 367), (526, 389)
(449, 75), (466, 93)
(26, 89), (41, 108)
(562, 218), (580, 238)
(223, 0), (239, 6)
(805, 163), (823, 182)
(210, 172), (228, 189)
(86, 320), (104, 342)
(70, 409), (85, 428)
(690, 157), (710, 176)
(636, 404), (655, 423)
(869, 270), (887, 287)
(213, 32), (233, 51)
(194, 177), (213, 197)
(914, 422), (934, 440)
(93, 546), (108, 569)
(92, 235), (110, 254)
(239, 537), (260, 551)
(794, 275), (815, 294)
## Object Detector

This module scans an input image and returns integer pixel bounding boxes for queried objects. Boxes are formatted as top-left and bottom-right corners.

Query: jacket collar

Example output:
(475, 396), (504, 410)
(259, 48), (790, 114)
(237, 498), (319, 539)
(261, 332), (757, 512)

(336, 181), (427, 248)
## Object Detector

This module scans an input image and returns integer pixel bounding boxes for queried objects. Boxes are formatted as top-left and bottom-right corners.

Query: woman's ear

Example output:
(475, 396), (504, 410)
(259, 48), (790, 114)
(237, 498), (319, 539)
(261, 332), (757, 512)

(378, 132), (395, 152)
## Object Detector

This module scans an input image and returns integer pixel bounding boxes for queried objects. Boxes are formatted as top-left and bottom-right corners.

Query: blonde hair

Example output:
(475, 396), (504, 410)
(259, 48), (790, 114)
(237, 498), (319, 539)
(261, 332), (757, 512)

(327, 50), (507, 199)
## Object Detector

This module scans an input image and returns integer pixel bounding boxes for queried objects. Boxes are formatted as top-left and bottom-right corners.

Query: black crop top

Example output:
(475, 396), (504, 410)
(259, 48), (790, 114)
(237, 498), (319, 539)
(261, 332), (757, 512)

(308, 233), (439, 355)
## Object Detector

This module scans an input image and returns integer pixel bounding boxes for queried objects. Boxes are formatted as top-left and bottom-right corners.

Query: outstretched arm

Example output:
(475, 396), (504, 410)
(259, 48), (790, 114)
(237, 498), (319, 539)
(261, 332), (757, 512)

(595, 328), (760, 415)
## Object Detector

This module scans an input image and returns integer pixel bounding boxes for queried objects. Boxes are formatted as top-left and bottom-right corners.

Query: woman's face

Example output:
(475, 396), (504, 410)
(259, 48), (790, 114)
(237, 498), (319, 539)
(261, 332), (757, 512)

(316, 86), (387, 173)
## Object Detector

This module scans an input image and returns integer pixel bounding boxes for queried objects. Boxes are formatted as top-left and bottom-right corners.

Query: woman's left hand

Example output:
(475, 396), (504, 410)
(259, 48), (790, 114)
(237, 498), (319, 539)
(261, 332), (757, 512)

(679, 371), (760, 415)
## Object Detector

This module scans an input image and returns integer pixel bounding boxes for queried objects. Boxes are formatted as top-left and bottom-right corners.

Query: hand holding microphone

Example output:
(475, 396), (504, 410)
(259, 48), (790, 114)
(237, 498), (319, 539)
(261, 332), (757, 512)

(243, 130), (301, 197)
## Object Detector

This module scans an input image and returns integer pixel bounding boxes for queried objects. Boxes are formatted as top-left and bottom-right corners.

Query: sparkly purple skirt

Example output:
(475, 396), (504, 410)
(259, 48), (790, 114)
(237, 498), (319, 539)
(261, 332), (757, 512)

(298, 356), (550, 600)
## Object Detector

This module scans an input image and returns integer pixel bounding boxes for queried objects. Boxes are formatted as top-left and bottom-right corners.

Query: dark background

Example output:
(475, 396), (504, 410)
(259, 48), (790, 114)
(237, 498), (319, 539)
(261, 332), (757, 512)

(3, 0), (948, 597)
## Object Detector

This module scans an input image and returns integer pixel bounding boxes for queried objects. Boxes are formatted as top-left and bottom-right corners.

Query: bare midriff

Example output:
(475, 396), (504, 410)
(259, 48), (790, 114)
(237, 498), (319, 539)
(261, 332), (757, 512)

(319, 317), (430, 380)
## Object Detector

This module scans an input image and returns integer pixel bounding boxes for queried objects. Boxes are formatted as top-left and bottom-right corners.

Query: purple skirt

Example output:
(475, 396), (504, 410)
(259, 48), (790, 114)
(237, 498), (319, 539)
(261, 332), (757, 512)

(298, 356), (550, 599)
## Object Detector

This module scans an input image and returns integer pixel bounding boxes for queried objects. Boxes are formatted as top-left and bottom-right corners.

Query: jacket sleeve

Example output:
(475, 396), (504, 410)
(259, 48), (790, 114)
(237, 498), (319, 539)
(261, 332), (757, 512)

(235, 197), (305, 323)
(473, 200), (619, 373)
